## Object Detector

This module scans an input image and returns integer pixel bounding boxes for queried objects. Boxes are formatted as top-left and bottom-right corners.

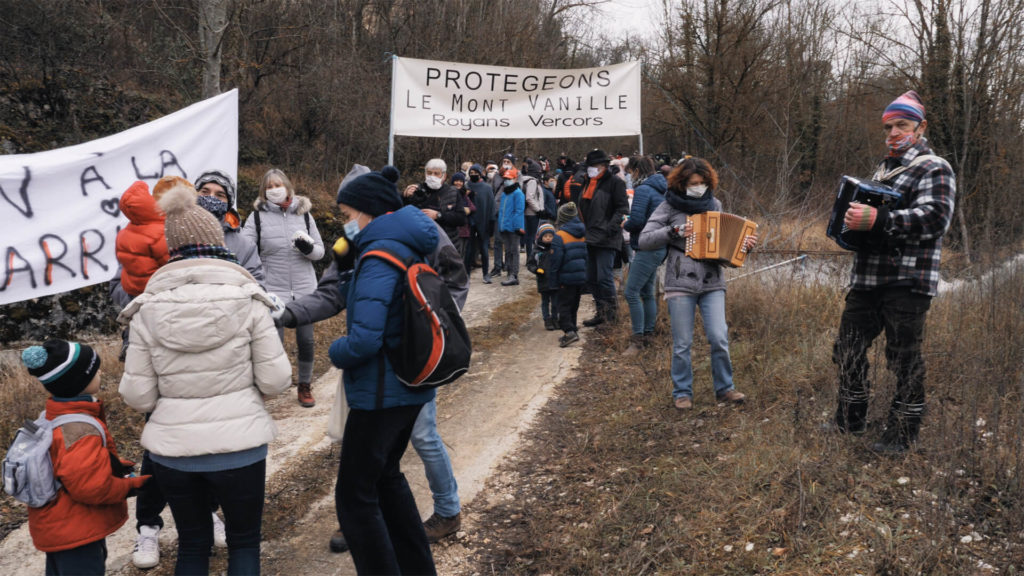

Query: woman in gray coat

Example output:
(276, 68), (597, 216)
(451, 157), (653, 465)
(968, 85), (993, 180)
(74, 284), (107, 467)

(241, 168), (325, 408)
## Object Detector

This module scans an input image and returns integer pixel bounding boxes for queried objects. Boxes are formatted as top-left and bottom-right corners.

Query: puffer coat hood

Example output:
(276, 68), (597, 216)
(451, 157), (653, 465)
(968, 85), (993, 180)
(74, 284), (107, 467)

(116, 181), (169, 296)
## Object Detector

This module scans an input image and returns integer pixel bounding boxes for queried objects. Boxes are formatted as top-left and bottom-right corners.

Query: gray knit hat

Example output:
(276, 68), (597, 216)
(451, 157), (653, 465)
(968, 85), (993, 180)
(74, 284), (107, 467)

(159, 181), (225, 251)
(557, 201), (578, 226)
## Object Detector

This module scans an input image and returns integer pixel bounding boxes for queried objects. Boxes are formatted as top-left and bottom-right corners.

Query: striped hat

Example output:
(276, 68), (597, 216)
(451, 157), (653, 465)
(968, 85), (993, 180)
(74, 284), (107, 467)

(22, 340), (101, 397)
(882, 90), (925, 124)
(536, 222), (556, 241)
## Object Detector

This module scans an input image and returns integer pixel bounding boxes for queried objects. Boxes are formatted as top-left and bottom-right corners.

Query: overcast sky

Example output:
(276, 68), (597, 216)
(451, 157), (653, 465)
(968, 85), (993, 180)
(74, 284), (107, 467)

(596, 0), (666, 40)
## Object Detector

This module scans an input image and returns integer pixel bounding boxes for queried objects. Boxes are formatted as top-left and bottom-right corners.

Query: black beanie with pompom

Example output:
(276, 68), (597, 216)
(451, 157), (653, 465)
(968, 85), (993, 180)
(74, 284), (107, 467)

(336, 165), (403, 217)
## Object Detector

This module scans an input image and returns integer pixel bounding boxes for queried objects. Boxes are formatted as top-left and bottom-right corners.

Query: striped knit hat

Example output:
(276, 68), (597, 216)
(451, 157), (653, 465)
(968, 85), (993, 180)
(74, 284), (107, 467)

(22, 340), (101, 397)
(536, 222), (556, 241)
(882, 90), (925, 124)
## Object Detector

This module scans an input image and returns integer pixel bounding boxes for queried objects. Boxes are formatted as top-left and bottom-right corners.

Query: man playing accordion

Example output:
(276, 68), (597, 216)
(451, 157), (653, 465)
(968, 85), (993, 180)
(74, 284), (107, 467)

(830, 90), (956, 454)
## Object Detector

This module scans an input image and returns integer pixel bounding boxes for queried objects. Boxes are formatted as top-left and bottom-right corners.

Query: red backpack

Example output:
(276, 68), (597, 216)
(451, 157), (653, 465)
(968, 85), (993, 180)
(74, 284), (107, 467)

(359, 248), (472, 388)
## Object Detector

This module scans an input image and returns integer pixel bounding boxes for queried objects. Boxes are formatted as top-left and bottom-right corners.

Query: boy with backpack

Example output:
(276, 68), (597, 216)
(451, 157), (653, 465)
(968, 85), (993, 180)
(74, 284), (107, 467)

(530, 223), (560, 330)
(11, 339), (149, 575)
(550, 203), (588, 347)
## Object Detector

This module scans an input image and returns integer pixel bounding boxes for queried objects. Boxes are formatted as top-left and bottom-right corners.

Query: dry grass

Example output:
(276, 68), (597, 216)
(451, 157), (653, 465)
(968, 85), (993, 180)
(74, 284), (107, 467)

(466, 258), (1024, 574)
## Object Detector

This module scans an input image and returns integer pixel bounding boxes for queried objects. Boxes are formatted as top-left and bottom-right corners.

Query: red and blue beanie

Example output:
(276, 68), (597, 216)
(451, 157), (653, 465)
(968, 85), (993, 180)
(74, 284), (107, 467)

(882, 90), (925, 124)
(22, 339), (101, 397)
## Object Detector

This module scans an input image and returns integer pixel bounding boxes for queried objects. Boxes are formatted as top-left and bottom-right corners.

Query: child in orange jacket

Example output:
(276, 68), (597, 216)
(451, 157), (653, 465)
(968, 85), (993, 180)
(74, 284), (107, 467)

(115, 179), (177, 297)
(20, 339), (149, 575)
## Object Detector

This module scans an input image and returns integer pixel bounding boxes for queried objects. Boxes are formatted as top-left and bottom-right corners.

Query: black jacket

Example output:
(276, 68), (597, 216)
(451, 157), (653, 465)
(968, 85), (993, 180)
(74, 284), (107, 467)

(404, 182), (466, 241)
(578, 171), (629, 249)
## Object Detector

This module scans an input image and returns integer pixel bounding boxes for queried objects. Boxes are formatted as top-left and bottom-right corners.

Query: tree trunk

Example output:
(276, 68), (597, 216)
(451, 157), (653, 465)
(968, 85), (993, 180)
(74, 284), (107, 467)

(199, 0), (230, 98)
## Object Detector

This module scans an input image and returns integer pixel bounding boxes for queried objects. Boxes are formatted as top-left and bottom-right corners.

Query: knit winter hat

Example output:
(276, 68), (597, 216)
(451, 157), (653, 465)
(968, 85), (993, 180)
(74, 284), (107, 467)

(536, 222), (556, 241)
(452, 171), (466, 183)
(22, 339), (101, 397)
(336, 166), (403, 217)
(469, 163), (484, 175)
(882, 90), (925, 124)
(502, 153), (517, 164)
(557, 202), (578, 226)
(194, 170), (237, 206)
(152, 175), (194, 202)
(159, 180), (226, 252)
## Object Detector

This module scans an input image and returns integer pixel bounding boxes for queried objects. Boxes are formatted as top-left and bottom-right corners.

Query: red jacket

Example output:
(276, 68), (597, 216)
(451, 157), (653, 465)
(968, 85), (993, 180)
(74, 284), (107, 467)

(116, 181), (169, 296)
(27, 398), (147, 552)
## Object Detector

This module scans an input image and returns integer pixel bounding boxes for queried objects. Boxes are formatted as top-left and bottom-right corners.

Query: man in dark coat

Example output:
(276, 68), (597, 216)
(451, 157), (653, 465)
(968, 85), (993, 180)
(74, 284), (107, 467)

(577, 148), (630, 327)
(464, 163), (496, 283)
(403, 158), (466, 244)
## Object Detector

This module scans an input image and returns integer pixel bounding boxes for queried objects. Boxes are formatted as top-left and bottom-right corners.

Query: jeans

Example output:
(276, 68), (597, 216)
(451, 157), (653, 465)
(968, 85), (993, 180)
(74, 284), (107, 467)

(463, 228), (489, 278)
(540, 291), (559, 321)
(524, 215), (540, 261)
(411, 399), (460, 517)
(46, 539), (106, 576)
(501, 231), (520, 278)
(625, 247), (665, 335)
(557, 285), (583, 333)
(833, 287), (931, 437)
(135, 449), (165, 530)
(586, 246), (618, 316)
(667, 290), (735, 400)
(277, 322), (315, 384)
(338, 404), (436, 576)
(153, 459), (266, 576)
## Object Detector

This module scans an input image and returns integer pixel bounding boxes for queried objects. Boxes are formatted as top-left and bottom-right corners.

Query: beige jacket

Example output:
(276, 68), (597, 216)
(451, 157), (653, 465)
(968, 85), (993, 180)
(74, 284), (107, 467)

(118, 258), (292, 457)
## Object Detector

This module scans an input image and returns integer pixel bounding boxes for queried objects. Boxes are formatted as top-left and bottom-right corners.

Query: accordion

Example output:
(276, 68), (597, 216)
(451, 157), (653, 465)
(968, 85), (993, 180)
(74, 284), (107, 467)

(685, 211), (758, 268)
(826, 176), (902, 251)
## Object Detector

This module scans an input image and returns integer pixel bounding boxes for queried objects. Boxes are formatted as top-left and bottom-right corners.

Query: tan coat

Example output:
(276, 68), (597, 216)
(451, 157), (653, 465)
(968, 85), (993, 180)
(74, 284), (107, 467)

(118, 258), (292, 457)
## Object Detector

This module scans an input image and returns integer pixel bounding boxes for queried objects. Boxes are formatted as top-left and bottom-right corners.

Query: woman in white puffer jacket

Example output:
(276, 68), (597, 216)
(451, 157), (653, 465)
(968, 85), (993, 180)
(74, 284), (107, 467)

(119, 182), (291, 576)
(241, 168), (324, 408)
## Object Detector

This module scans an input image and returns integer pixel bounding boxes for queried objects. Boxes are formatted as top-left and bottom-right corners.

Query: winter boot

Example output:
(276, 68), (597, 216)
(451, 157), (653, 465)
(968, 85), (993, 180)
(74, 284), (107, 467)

(329, 529), (349, 553)
(501, 275), (519, 286)
(297, 382), (315, 408)
(623, 334), (644, 357)
(423, 512), (461, 543)
(544, 317), (557, 331)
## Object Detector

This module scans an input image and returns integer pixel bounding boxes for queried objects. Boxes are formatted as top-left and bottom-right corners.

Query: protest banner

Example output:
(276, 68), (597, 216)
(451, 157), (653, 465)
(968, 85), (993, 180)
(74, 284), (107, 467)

(0, 89), (238, 306)
(389, 57), (641, 142)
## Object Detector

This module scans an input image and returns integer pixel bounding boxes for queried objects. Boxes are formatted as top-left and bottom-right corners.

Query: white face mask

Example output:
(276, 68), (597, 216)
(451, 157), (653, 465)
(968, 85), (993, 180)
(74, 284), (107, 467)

(425, 175), (443, 190)
(265, 186), (288, 204)
(587, 166), (602, 178)
(503, 179), (516, 187)
(686, 184), (708, 198)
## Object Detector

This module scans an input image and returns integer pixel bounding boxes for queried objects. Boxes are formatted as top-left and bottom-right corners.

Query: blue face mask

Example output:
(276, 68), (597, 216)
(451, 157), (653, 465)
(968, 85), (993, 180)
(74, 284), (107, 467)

(343, 213), (363, 239)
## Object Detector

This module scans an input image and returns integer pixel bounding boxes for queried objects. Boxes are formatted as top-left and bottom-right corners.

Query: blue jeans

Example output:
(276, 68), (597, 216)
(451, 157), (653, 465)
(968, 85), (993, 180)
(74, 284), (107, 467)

(411, 399), (460, 517)
(624, 247), (665, 335)
(667, 290), (736, 400)
(153, 459), (266, 576)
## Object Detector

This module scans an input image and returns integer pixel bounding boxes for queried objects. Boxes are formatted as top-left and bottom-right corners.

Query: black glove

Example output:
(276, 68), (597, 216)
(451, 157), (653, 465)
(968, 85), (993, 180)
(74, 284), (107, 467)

(276, 307), (298, 329)
(292, 231), (315, 255)
(333, 234), (356, 272)
(516, 228), (525, 236)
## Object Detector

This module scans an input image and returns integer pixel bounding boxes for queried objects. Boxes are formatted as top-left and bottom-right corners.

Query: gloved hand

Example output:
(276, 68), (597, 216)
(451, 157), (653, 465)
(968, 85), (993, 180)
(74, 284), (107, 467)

(844, 202), (878, 231)
(517, 228), (525, 236)
(126, 475), (152, 498)
(266, 292), (287, 320)
(275, 308), (297, 329)
(333, 234), (356, 272)
(292, 230), (315, 255)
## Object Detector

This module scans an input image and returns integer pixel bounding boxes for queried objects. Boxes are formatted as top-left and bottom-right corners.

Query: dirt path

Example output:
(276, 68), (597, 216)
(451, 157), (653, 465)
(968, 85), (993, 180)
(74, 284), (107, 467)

(0, 258), (591, 575)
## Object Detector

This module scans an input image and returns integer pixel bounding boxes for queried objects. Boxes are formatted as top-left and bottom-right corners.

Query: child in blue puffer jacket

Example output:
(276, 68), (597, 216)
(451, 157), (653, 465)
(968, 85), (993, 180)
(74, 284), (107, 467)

(549, 202), (588, 347)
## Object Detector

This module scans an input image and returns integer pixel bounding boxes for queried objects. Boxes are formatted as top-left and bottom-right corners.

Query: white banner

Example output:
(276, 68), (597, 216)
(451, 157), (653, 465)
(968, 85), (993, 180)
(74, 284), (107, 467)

(0, 90), (238, 306)
(391, 57), (641, 139)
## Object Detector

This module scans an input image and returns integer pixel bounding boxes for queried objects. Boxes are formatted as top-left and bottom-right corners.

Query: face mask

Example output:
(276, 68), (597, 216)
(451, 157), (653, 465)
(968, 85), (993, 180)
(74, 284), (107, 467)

(343, 212), (363, 239)
(196, 195), (228, 221)
(587, 166), (602, 178)
(265, 186), (288, 204)
(425, 175), (443, 190)
(686, 184), (708, 198)
(469, 174), (481, 182)
(886, 131), (918, 156)
(503, 179), (516, 187)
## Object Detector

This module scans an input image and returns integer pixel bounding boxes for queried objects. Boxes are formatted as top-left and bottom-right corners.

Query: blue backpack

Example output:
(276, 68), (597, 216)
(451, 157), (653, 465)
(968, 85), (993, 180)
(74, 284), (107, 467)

(540, 185), (558, 221)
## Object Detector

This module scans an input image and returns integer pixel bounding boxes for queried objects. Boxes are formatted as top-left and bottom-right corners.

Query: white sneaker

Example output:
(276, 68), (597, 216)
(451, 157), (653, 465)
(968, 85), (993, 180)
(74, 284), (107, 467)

(212, 512), (227, 548)
(132, 525), (160, 569)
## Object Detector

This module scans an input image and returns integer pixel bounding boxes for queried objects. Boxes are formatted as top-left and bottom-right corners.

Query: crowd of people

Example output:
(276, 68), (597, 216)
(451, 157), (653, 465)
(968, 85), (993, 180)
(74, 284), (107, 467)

(13, 89), (955, 575)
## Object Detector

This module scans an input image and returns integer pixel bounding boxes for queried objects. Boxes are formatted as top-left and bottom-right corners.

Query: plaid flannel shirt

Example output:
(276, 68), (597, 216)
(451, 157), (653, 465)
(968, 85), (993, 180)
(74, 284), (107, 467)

(849, 139), (956, 296)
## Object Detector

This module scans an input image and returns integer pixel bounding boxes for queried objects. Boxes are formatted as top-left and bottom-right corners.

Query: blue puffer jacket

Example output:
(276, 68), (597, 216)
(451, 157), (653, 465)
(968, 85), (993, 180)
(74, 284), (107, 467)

(497, 185), (525, 233)
(327, 206), (439, 411)
(624, 173), (667, 250)
(549, 218), (587, 287)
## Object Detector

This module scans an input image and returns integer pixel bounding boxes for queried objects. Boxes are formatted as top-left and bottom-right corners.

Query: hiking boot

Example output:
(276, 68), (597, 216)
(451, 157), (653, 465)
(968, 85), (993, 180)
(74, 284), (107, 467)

(297, 382), (315, 408)
(544, 317), (557, 331)
(582, 314), (605, 328)
(501, 276), (519, 286)
(716, 389), (746, 404)
(489, 267), (503, 277)
(482, 274), (492, 284)
(423, 512), (461, 543)
(132, 525), (161, 569)
(329, 529), (349, 553)
(212, 512), (227, 548)
(674, 397), (693, 411)
(623, 334), (644, 357)
(559, 331), (579, 348)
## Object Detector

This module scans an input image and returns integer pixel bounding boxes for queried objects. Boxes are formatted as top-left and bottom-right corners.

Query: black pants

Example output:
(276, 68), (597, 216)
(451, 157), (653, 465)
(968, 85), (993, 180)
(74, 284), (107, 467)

(833, 287), (931, 439)
(46, 539), (106, 576)
(558, 285), (583, 333)
(463, 227), (489, 277)
(337, 404), (436, 576)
